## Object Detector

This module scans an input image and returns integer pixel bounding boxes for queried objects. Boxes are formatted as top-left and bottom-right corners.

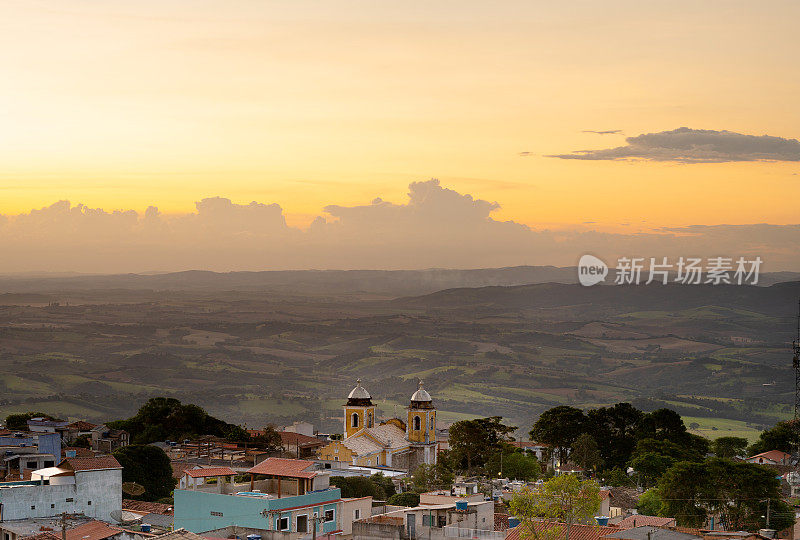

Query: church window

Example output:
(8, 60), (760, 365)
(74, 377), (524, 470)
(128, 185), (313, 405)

(413, 416), (421, 430)
(352, 413), (359, 428)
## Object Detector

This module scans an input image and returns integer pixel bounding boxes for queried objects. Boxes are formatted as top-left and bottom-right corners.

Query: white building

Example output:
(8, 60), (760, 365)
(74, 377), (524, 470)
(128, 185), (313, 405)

(0, 456), (122, 521)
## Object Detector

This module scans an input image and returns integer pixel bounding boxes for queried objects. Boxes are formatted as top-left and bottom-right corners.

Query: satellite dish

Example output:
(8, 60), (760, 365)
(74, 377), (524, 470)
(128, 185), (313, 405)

(110, 510), (141, 526)
(122, 482), (146, 496)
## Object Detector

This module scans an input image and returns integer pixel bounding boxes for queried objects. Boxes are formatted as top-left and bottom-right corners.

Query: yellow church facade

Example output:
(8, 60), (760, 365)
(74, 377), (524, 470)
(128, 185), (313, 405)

(318, 379), (438, 471)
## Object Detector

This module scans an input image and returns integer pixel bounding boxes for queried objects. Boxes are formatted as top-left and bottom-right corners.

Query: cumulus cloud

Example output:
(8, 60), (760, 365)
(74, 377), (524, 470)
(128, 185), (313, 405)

(549, 127), (800, 163)
(0, 180), (798, 272)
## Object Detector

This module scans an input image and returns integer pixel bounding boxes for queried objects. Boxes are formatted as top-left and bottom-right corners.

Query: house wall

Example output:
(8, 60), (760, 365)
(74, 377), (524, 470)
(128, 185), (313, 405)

(0, 469), (120, 521)
(173, 488), (342, 534)
(319, 441), (355, 464)
(340, 497), (373, 535)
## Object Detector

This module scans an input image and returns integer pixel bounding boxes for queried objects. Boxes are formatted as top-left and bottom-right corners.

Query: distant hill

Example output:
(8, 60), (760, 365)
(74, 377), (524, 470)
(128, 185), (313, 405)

(394, 280), (800, 317)
(0, 267), (797, 298)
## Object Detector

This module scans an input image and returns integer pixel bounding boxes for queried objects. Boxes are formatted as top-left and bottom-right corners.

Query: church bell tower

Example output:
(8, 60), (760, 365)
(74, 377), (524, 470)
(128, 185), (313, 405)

(344, 378), (375, 439)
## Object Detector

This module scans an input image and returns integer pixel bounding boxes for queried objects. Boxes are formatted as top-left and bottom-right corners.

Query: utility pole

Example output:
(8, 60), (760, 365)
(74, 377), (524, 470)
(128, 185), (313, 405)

(766, 498), (771, 529)
(60, 512), (67, 540)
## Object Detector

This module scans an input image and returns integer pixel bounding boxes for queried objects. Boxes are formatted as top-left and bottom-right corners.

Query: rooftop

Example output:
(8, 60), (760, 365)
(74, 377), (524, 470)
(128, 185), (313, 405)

(617, 516), (676, 529)
(603, 526), (700, 540)
(506, 521), (620, 540)
(247, 457), (318, 479)
(64, 520), (122, 540)
(61, 455), (122, 471)
(183, 467), (237, 478)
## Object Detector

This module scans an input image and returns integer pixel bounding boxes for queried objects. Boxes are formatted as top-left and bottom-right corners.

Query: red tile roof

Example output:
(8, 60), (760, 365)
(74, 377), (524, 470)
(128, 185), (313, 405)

(506, 521), (620, 540)
(65, 521), (122, 540)
(247, 457), (318, 478)
(22, 533), (62, 540)
(171, 461), (195, 479)
(278, 432), (325, 447)
(617, 516), (676, 529)
(62, 447), (96, 458)
(122, 499), (174, 516)
(67, 421), (97, 431)
(746, 450), (791, 464)
(600, 490), (611, 500)
(495, 514), (510, 532)
(184, 467), (237, 478)
(61, 456), (122, 471)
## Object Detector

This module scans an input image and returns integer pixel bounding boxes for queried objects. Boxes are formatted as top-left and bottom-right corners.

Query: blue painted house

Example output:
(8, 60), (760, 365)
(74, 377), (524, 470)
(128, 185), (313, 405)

(174, 458), (345, 535)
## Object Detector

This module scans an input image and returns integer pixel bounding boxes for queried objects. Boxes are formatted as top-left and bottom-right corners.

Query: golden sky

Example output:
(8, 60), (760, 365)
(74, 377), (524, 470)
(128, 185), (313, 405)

(2, 0), (799, 231)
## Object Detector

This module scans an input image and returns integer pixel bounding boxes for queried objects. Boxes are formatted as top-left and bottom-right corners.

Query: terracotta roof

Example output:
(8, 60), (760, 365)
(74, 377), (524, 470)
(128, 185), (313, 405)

(609, 487), (639, 511)
(65, 520), (122, 540)
(62, 447), (96, 458)
(600, 489), (611, 500)
(67, 421), (97, 431)
(506, 521), (620, 540)
(184, 467), (237, 478)
(495, 514), (510, 532)
(61, 456), (122, 471)
(278, 431), (325, 447)
(247, 457), (318, 478)
(509, 441), (550, 448)
(746, 450), (791, 463)
(152, 529), (206, 540)
(122, 499), (174, 516)
(617, 516), (676, 529)
(171, 461), (195, 479)
(22, 533), (62, 540)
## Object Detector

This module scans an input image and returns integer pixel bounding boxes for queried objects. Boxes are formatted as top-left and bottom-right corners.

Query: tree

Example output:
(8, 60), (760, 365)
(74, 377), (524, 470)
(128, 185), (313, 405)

(637, 408), (689, 444)
(509, 475), (601, 540)
(629, 452), (675, 488)
(748, 420), (796, 456)
(689, 422), (700, 430)
(530, 406), (586, 464)
(601, 467), (633, 487)
(637, 488), (664, 516)
(586, 403), (643, 471)
(487, 450), (541, 481)
(570, 434), (602, 473)
(224, 425), (251, 443)
(251, 425), (282, 451)
(371, 473), (397, 499)
(113, 444), (177, 501)
(411, 462), (454, 492)
(5, 412), (58, 431)
(449, 416), (516, 472)
(659, 457), (793, 531)
(110, 397), (234, 444)
(387, 492), (420, 507)
(712, 436), (748, 459)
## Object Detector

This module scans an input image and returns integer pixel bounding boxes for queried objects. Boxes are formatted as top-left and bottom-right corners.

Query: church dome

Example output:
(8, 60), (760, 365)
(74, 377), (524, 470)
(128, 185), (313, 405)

(346, 378), (373, 406)
(410, 380), (433, 408)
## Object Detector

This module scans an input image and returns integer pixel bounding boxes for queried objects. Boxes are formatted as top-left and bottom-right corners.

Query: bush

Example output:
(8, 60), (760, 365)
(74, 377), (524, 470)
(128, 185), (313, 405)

(387, 492), (420, 507)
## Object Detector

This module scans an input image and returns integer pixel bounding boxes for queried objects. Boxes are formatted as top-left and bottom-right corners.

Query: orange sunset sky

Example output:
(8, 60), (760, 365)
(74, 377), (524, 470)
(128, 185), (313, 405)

(1, 1), (799, 272)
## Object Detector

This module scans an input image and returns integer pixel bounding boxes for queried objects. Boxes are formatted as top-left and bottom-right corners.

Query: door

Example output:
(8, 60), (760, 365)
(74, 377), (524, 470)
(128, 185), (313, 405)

(297, 515), (308, 533)
(407, 513), (416, 539)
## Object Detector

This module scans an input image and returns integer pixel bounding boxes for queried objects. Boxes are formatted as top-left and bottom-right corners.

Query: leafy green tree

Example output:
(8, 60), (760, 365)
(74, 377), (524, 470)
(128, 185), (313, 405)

(712, 436), (748, 459)
(570, 434), (602, 473)
(586, 403), (643, 471)
(748, 420), (796, 455)
(411, 462), (454, 491)
(601, 467), (633, 487)
(629, 452), (675, 488)
(530, 406), (586, 463)
(110, 397), (234, 444)
(449, 416), (515, 471)
(251, 425), (282, 451)
(387, 492), (421, 507)
(633, 438), (703, 463)
(637, 408), (689, 443)
(487, 450), (541, 481)
(509, 475), (601, 540)
(371, 473), (397, 499)
(659, 457), (792, 531)
(113, 444), (176, 501)
(5, 412), (58, 431)
(637, 488), (664, 516)
(330, 476), (381, 498)
(224, 425), (251, 443)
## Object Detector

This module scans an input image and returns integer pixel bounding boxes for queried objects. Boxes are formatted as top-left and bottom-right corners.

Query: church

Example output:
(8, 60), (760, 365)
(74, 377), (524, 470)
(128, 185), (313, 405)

(317, 379), (438, 471)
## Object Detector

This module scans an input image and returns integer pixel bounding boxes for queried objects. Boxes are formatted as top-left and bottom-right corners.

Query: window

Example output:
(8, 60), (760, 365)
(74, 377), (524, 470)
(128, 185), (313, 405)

(51, 504), (55, 509)
(353, 509), (361, 520)
(413, 416), (421, 430)
(44, 461), (55, 468)
(296, 515), (308, 533)
(26, 461), (37, 469)
(324, 509), (335, 523)
(87, 501), (92, 506)
(423, 515), (431, 526)
(367, 412), (373, 427)
(431, 417), (435, 429)
(66, 498), (74, 502)
(278, 517), (289, 531)
(210, 511), (223, 517)
(31, 505), (36, 510)
(334, 456), (339, 462)
(351, 413), (359, 428)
